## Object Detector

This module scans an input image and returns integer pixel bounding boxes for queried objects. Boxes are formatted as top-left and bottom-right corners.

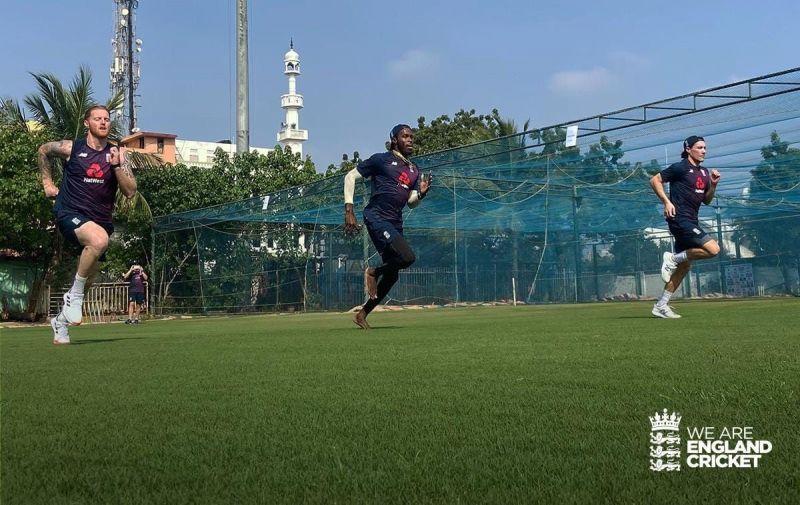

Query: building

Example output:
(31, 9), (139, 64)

(277, 41), (308, 156)
(174, 139), (272, 168)
(119, 131), (177, 164)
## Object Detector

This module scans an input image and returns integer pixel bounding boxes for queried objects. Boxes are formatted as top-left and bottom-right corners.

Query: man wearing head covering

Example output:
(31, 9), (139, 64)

(649, 135), (722, 318)
(343, 124), (432, 329)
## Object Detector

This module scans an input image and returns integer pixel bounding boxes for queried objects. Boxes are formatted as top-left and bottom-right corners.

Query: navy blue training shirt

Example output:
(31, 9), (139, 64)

(357, 152), (420, 224)
(54, 138), (118, 224)
(659, 158), (711, 223)
(129, 270), (146, 294)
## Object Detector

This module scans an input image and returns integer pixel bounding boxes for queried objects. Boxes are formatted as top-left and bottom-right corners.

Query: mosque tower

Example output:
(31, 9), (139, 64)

(277, 40), (308, 156)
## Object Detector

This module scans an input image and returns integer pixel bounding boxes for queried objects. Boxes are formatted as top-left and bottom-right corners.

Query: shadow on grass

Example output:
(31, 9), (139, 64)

(70, 337), (145, 345)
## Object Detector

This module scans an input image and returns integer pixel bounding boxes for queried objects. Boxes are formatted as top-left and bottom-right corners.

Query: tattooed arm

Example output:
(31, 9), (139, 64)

(110, 146), (138, 198)
(37, 140), (72, 199)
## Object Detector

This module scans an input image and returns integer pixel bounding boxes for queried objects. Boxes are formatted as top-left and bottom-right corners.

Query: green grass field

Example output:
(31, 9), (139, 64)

(2, 299), (798, 504)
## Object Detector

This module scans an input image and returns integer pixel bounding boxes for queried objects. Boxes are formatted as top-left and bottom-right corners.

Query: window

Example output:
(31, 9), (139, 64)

(189, 148), (198, 163)
(207, 150), (215, 162)
(157, 138), (164, 154)
(139, 137), (145, 149)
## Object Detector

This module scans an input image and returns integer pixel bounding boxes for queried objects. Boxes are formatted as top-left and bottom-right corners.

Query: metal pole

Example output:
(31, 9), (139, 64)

(236, 0), (250, 154)
(453, 170), (459, 303)
(126, 0), (136, 133)
(192, 225), (206, 313)
(592, 241), (600, 301)
(572, 185), (582, 302)
(715, 197), (727, 295)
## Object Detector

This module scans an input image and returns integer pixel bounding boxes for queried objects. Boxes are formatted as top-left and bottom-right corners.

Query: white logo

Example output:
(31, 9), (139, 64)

(391, 161), (398, 166)
(383, 231), (391, 239)
(650, 409), (682, 472)
(689, 169), (694, 173)
(78, 152), (88, 158)
(685, 426), (772, 469)
(71, 217), (81, 225)
(701, 169), (707, 176)
(692, 228), (702, 235)
(649, 408), (773, 471)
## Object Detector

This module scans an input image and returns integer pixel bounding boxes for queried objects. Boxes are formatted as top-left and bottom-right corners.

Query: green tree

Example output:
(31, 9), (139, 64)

(738, 132), (800, 293)
(0, 123), (53, 260)
(414, 109), (505, 155)
(326, 151), (361, 176)
(24, 66), (124, 140)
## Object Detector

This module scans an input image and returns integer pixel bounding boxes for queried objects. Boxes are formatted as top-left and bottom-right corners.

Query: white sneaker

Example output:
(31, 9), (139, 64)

(660, 252), (677, 283)
(51, 316), (71, 344)
(62, 292), (83, 324)
(652, 304), (681, 319)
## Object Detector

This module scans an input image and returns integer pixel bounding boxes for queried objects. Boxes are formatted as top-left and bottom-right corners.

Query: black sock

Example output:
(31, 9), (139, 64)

(363, 269), (400, 314)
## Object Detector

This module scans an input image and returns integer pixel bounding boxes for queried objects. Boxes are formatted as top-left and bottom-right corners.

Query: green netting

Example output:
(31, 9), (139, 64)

(153, 69), (800, 313)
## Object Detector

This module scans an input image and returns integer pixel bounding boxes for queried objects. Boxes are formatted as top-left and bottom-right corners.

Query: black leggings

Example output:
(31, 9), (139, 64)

(363, 235), (415, 314)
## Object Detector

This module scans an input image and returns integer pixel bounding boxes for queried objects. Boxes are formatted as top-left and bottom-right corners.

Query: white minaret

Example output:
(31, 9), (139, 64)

(277, 40), (308, 156)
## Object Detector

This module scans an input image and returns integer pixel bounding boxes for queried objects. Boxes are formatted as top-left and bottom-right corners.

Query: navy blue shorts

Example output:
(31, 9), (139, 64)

(56, 213), (114, 261)
(668, 219), (712, 253)
(365, 219), (403, 255)
(129, 292), (145, 304)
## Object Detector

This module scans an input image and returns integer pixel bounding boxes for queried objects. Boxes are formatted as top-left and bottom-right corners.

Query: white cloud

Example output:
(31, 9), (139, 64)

(388, 49), (439, 78)
(608, 50), (649, 67)
(549, 67), (613, 94)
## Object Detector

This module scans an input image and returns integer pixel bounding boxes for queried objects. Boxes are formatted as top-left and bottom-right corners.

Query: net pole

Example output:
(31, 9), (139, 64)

(192, 224), (207, 314)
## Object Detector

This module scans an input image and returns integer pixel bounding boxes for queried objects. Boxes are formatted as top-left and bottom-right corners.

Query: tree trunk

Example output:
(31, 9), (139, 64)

(25, 233), (64, 317)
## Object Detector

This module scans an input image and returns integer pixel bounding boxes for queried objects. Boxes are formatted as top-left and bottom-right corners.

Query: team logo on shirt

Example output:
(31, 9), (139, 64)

(83, 162), (106, 184)
(86, 162), (104, 178)
(78, 152), (88, 158)
(398, 171), (411, 189)
(695, 176), (705, 192)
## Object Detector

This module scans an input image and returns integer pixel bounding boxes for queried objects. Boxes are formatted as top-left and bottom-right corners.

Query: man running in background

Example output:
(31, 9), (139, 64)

(343, 124), (432, 329)
(649, 135), (721, 318)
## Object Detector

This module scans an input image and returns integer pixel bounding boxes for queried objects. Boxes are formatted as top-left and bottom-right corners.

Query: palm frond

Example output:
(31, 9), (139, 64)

(115, 190), (153, 222)
(127, 150), (165, 170)
(0, 97), (28, 129)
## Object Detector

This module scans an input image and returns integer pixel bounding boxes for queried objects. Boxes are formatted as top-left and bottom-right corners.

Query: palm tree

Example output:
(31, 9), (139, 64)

(0, 97), (28, 129)
(24, 65), (125, 140)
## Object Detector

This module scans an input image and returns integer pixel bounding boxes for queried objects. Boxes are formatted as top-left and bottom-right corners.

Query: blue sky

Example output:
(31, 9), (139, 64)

(3, 0), (799, 169)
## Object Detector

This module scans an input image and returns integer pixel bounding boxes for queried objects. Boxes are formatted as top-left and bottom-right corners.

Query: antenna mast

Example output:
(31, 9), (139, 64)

(111, 0), (142, 134)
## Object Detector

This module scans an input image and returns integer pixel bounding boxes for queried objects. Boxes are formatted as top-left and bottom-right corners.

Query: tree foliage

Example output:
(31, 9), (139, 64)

(0, 123), (54, 260)
(736, 132), (800, 293)
(24, 66), (125, 141)
(325, 151), (361, 177)
(414, 108), (514, 155)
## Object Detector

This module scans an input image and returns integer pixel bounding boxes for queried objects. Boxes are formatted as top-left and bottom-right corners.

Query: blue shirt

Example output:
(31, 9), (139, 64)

(54, 139), (118, 224)
(357, 152), (420, 224)
(659, 159), (711, 223)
